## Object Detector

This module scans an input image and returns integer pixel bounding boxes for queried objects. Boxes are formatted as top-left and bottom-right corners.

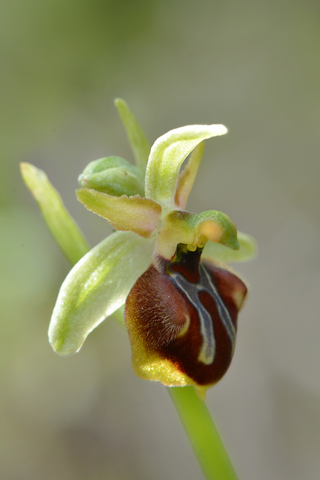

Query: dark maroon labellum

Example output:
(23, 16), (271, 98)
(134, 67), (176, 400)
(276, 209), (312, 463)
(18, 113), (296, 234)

(125, 244), (247, 387)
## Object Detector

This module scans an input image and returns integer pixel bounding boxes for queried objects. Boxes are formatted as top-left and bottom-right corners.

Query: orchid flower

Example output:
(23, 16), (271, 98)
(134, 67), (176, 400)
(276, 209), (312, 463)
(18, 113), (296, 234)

(33, 99), (255, 398)
(21, 99), (257, 479)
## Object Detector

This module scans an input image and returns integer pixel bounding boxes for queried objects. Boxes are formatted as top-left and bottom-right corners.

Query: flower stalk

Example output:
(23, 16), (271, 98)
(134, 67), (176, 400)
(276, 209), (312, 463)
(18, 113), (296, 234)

(169, 386), (238, 480)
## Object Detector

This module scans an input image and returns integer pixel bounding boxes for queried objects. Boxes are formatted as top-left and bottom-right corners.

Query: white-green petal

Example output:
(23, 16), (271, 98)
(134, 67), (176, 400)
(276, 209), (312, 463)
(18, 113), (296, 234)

(49, 231), (155, 355)
(203, 231), (257, 263)
(145, 124), (227, 209)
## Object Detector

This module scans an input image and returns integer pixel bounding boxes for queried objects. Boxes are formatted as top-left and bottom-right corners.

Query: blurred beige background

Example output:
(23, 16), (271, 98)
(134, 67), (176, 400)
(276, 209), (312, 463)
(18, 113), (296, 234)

(1, 1), (320, 479)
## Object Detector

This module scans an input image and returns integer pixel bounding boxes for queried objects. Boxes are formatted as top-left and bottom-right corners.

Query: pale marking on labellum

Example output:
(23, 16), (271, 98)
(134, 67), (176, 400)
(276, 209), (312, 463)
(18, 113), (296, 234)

(169, 271), (215, 365)
(169, 264), (235, 365)
(200, 265), (236, 350)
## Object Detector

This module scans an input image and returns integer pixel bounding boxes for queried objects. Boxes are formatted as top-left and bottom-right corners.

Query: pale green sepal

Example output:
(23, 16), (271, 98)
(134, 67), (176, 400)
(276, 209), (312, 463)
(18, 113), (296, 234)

(49, 231), (155, 355)
(76, 188), (161, 238)
(203, 231), (257, 263)
(20, 163), (90, 265)
(78, 156), (145, 197)
(157, 210), (238, 260)
(114, 98), (151, 169)
(145, 124), (228, 208)
(174, 142), (204, 209)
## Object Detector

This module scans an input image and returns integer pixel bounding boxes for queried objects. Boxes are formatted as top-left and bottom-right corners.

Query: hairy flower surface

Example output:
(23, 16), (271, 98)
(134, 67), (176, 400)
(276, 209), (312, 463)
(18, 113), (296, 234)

(46, 99), (256, 394)
(126, 244), (247, 392)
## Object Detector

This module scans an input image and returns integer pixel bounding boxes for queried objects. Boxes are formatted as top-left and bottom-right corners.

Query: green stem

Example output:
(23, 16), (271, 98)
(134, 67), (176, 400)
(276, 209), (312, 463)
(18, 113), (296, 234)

(168, 386), (239, 480)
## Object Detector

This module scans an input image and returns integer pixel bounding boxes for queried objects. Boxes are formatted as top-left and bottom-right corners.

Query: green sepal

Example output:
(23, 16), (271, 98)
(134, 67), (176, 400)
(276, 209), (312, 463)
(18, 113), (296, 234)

(76, 188), (161, 238)
(174, 142), (204, 209)
(20, 163), (90, 265)
(203, 231), (257, 263)
(145, 124), (227, 209)
(114, 98), (151, 169)
(157, 209), (238, 260)
(78, 156), (145, 197)
(49, 231), (155, 355)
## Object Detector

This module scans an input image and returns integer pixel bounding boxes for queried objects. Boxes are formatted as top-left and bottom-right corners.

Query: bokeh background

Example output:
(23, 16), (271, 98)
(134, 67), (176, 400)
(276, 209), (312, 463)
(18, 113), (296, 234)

(1, 1), (320, 479)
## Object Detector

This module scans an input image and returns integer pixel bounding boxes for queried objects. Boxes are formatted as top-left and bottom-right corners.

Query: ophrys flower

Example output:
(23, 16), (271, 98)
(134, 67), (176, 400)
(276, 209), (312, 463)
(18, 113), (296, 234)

(46, 99), (256, 396)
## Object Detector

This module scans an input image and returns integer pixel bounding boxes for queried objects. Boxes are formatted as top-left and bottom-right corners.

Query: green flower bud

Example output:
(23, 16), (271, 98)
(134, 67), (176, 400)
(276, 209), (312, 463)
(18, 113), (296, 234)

(78, 156), (145, 197)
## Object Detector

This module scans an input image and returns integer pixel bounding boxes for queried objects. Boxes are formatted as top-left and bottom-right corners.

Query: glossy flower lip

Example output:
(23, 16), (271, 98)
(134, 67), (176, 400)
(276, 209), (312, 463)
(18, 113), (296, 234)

(125, 245), (248, 391)
(37, 99), (257, 393)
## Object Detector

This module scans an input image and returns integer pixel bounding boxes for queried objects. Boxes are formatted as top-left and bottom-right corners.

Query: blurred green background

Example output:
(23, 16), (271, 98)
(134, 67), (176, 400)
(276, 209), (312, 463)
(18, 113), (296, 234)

(1, 1), (320, 479)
